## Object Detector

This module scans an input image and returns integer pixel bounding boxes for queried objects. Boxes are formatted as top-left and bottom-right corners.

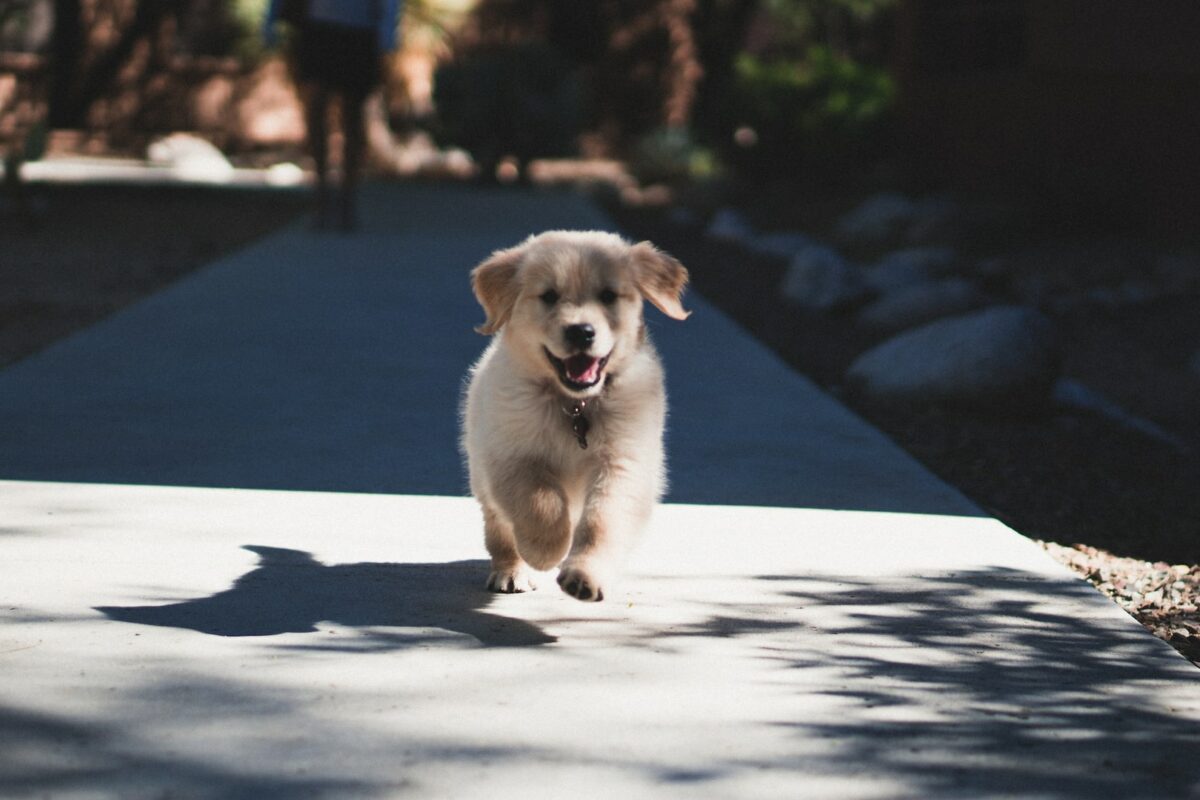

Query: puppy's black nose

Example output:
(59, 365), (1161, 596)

(563, 323), (595, 349)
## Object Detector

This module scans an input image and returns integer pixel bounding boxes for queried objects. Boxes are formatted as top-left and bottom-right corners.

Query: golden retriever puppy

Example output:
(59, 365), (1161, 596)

(462, 231), (689, 601)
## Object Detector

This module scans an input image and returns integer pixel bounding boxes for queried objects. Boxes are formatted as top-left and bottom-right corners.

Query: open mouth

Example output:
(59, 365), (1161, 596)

(544, 347), (610, 392)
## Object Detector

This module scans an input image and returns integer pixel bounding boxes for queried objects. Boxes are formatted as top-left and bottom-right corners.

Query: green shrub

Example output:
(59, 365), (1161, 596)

(230, 0), (271, 59)
(630, 126), (722, 186)
(728, 44), (895, 175)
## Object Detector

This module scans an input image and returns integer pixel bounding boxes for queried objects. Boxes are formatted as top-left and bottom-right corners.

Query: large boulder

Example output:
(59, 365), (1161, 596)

(837, 193), (965, 251)
(748, 231), (817, 260)
(1156, 253), (1200, 295)
(862, 246), (959, 293)
(1052, 379), (1184, 450)
(905, 196), (961, 245)
(856, 277), (984, 334)
(846, 306), (1059, 408)
(705, 207), (754, 243)
(835, 192), (917, 248)
(780, 245), (868, 311)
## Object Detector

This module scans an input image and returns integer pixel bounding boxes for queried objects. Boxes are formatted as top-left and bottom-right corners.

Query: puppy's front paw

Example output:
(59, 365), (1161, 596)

(556, 562), (605, 602)
(486, 565), (537, 594)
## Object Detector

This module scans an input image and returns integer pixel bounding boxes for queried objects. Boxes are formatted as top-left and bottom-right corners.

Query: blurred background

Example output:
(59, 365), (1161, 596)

(3, 0), (1199, 230)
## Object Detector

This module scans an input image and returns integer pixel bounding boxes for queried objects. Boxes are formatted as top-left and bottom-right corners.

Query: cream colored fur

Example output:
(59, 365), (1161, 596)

(461, 230), (689, 601)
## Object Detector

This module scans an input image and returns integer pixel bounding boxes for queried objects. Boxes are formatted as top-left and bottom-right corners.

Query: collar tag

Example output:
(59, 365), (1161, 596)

(565, 400), (590, 449)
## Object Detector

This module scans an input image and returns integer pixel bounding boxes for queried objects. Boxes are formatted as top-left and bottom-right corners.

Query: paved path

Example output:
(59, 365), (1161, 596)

(0, 183), (971, 512)
(2, 183), (1198, 798)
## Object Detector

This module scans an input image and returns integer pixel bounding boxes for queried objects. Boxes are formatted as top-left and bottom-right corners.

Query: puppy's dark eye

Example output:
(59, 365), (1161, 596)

(599, 288), (618, 305)
(540, 289), (559, 306)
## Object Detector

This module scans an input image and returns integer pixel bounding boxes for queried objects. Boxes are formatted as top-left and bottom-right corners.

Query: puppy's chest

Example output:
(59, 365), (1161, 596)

(507, 396), (615, 460)
(551, 402), (612, 455)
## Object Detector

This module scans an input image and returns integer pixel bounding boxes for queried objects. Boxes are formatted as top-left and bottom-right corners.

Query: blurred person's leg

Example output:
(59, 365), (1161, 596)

(302, 81), (332, 229)
(338, 88), (368, 233)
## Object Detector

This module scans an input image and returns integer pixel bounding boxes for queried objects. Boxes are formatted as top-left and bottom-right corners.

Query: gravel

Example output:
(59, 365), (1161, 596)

(1041, 541), (1200, 666)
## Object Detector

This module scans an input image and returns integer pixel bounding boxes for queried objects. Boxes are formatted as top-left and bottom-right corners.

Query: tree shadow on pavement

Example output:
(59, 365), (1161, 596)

(661, 568), (1200, 798)
(0, 702), (387, 799)
(96, 545), (554, 648)
(0, 676), (536, 799)
(14, 561), (1200, 797)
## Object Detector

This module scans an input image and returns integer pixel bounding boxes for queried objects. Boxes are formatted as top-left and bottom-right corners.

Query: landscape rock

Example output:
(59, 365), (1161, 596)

(1155, 253), (1200, 295)
(1082, 280), (1160, 310)
(748, 231), (818, 260)
(856, 277), (984, 334)
(1052, 379), (1185, 451)
(905, 196), (961, 244)
(1114, 279), (1160, 306)
(780, 245), (867, 311)
(884, 245), (957, 274)
(863, 246), (958, 293)
(668, 207), (700, 228)
(835, 192), (916, 248)
(862, 263), (933, 294)
(705, 207), (754, 243)
(147, 133), (234, 182)
(1012, 272), (1068, 309)
(973, 256), (1011, 282)
(846, 306), (1060, 408)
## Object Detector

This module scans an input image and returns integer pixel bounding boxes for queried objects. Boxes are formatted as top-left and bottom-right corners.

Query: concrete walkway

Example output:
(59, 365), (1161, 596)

(2, 183), (1198, 798)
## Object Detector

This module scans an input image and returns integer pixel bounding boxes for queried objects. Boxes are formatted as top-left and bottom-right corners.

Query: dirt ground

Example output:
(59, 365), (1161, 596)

(0, 183), (310, 368)
(3, 179), (1197, 668)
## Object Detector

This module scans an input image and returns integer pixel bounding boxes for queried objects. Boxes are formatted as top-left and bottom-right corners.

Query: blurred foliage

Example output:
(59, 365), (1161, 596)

(755, 0), (896, 57)
(706, 0), (898, 179)
(433, 42), (582, 168)
(401, 0), (474, 54)
(228, 0), (271, 59)
(734, 45), (893, 142)
(725, 46), (895, 176)
(430, 0), (899, 181)
(21, 0), (901, 182)
(630, 126), (721, 186)
(433, 0), (702, 162)
(0, 0), (52, 52)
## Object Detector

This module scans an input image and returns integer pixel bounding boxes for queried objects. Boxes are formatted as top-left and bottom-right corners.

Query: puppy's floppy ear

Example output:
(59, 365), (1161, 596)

(471, 245), (525, 334)
(631, 241), (690, 321)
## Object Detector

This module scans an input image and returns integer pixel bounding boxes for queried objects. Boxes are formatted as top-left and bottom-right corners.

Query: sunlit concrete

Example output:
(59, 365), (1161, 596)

(3, 480), (1199, 799)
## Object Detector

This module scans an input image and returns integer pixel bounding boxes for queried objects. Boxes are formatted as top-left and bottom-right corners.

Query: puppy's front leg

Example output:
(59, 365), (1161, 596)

(491, 462), (573, 572)
(558, 470), (655, 602)
(482, 506), (537, 593)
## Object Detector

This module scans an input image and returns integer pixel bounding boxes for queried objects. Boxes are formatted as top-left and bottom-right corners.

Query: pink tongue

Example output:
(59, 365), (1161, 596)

(565, 355), (600, 383)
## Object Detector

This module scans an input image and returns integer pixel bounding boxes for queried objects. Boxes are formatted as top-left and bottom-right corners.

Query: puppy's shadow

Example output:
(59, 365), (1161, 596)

(96, 546), (554, 649)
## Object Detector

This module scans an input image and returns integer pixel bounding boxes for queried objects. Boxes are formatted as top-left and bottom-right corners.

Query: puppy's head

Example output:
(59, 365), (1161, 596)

(471, 231), (689, 398)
